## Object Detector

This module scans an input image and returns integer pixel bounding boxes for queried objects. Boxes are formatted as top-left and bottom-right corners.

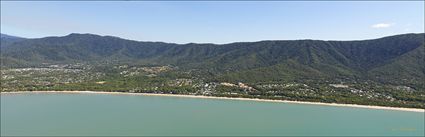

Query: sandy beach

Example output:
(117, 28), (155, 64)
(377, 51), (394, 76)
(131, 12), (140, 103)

(1, 91), (424, 113)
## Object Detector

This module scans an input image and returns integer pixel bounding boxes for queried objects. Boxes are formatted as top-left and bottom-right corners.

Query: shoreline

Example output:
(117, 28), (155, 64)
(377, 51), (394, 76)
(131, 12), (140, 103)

(1, 91), (424, 113)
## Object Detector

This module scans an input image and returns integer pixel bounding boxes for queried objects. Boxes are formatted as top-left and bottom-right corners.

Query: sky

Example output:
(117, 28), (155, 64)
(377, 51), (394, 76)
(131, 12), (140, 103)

(1, 1), (424, 44)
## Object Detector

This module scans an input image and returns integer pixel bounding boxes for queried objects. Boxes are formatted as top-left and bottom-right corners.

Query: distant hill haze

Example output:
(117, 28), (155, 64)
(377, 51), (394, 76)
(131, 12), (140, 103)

(1, 33), (26, 39)
(1, 33), (424, 88)
(1, 33), (26, 49)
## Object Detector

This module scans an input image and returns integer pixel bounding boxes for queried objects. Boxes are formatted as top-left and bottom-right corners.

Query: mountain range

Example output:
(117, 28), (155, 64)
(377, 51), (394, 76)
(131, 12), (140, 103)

(1, 33), (424, 89)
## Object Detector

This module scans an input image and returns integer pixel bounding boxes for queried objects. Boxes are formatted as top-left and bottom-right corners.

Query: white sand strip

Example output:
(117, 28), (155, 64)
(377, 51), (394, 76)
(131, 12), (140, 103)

(1, 91), (424, 113)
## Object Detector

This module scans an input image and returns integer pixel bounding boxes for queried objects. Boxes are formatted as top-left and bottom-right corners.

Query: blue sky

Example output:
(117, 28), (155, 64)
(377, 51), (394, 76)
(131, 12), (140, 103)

(1, 1), (423, 44)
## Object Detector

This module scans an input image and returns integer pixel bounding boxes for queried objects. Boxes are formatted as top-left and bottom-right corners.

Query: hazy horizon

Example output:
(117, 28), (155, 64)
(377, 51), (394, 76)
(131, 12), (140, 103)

(1, 1), (424, 44)
(2, 32), (424, 45)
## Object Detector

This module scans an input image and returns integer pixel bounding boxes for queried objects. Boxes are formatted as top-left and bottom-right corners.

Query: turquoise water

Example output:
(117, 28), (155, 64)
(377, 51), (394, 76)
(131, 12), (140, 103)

(1, 93), (424, 136)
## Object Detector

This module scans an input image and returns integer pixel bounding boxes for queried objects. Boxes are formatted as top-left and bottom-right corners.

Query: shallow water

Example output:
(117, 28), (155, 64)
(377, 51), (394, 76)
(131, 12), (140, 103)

(1, 93), (424, 136)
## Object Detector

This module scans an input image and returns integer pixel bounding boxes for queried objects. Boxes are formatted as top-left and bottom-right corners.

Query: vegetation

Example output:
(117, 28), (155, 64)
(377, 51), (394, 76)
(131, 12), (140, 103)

(1, 33), (424, 109)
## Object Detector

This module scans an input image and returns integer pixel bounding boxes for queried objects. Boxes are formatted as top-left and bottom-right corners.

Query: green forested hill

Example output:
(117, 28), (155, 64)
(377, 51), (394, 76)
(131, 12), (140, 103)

(1, 33), (424, 108)
(1, 33), (423, 83)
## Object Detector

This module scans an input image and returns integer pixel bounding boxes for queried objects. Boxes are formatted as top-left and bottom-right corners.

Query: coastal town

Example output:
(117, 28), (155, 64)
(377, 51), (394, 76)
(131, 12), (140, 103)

(1, 63), (423, 109)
